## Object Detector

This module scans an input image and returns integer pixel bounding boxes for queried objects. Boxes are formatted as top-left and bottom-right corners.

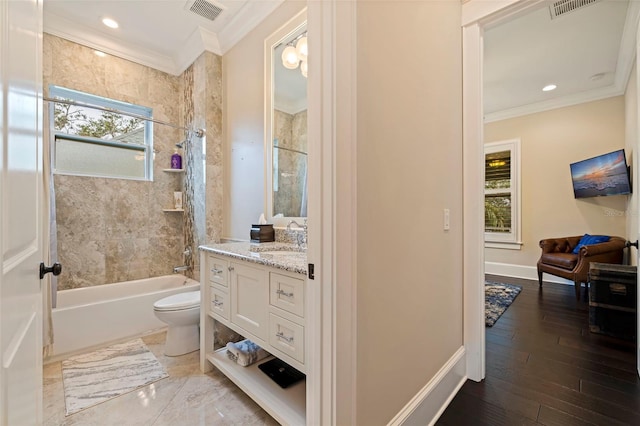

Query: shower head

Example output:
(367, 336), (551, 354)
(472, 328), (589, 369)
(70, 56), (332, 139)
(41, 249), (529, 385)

(175, 130), (194, 149)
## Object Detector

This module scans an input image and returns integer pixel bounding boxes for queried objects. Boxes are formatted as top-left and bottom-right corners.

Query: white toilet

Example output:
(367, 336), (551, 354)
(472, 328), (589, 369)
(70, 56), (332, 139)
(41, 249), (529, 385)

(153, 290), (201, 356)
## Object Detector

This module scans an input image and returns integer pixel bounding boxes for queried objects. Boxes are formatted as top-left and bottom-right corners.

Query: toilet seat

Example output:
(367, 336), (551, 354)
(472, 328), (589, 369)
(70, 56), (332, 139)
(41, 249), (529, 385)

(154, 291), (200, 311)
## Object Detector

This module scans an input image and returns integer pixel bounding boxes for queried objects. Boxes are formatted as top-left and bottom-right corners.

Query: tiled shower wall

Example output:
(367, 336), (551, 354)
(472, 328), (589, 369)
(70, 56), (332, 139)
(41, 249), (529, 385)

(45, 35), (185, 290)
(273, 109), (307, 217)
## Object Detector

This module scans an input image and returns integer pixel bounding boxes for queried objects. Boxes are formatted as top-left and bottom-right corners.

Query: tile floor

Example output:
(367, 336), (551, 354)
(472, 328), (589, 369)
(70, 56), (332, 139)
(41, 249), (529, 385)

(43, 332), (279, 425)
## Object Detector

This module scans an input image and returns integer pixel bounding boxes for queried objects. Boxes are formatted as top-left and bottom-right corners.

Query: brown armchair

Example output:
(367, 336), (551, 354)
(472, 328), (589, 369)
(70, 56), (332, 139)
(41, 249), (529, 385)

(537, 235), (626, 300)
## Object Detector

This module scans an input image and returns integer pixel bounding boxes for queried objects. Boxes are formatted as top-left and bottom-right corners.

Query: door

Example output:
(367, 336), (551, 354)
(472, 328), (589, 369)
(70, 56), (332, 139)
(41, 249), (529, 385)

(230, 262), (269, 341)
(637, 21), (640, 378)
(0, 0), (44, 424)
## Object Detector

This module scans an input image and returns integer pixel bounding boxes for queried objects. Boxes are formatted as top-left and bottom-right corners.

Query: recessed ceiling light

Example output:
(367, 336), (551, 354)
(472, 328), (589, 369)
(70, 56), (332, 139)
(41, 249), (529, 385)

(102, 18), (119, 29)
(94, 51), (106, 57)
(542, 84), (557, 92)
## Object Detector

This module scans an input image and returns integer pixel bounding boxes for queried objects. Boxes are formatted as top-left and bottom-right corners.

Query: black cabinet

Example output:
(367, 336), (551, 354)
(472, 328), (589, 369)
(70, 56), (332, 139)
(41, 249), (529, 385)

(588, 262), (637, 341)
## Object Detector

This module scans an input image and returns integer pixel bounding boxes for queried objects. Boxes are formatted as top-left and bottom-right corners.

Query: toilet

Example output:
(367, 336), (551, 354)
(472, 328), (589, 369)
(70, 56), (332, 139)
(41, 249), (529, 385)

(153, 290), (201, 356)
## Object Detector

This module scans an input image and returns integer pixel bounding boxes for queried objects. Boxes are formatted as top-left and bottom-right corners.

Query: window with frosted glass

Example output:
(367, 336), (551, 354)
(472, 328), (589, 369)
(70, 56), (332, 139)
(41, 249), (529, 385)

(50, 86), (153, 180)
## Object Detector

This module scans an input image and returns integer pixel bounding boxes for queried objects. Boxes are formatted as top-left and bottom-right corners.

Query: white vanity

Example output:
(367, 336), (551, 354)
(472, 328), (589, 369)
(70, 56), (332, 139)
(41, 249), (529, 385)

(199, 242), (307, 425)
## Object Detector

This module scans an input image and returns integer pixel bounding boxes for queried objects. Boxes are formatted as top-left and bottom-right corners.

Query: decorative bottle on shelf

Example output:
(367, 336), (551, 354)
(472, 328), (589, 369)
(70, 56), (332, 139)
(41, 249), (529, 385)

(171, 149), (182, 169)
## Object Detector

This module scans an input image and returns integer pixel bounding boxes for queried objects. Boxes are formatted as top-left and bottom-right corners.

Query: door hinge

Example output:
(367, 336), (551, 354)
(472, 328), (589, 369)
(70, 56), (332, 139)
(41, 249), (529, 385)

(308, 263), (314, 280)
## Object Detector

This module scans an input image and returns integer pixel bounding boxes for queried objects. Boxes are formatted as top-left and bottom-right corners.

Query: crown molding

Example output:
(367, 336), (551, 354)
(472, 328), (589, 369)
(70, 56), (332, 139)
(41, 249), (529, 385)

(217, 0), (285, 53)
(44, 1), (285, 77)
(44, 12), (181, 76)
(274, 98), (307, 115)
(175, 27), (223, 75)
(483, 84), (626, 123)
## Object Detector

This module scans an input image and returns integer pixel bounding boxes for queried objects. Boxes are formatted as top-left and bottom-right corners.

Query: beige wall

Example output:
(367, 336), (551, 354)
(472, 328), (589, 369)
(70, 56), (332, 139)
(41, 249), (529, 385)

(485, 97), (628, 269)
(625, 63), (638, 263)
(223, 1), (306, 240)
(356, 1), (463, 424)
(45, 35), (185, 289)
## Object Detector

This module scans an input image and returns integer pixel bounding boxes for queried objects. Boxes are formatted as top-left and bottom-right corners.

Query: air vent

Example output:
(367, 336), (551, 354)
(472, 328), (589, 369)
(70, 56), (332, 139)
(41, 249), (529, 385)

(185, 0), (225, 22)
(550, 0), (600, 19)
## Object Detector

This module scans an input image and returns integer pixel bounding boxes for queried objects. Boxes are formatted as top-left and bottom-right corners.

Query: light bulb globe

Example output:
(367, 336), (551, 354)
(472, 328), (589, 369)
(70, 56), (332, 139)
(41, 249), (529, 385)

(295, 36), (308, 61)
(281, 46), (299, 69)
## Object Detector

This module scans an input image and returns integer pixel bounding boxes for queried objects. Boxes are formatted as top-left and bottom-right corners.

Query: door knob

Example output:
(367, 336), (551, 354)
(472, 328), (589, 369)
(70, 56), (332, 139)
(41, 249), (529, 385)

(40, 262), (62, 279)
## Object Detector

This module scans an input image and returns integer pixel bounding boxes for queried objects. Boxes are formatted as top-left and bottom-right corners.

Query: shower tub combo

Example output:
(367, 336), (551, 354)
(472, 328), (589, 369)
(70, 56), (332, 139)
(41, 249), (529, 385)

(50, 274), (199, 359)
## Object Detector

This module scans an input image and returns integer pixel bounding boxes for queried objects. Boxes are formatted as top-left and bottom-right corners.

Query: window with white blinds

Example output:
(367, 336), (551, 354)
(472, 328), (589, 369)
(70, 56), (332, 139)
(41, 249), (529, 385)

(485, 139), (522, 249)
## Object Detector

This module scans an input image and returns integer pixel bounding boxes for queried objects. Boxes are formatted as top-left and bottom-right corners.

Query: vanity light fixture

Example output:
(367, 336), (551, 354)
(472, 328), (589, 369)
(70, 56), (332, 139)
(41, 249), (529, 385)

(102, 17), (119, 29)
(281, 31), (308, 78)
(542, 84), (557, 92)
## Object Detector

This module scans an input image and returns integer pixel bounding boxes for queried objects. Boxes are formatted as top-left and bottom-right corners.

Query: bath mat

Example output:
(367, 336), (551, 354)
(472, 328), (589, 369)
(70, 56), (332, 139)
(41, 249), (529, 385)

(485, 281), (522, 327)
(61, 338), (168, 416)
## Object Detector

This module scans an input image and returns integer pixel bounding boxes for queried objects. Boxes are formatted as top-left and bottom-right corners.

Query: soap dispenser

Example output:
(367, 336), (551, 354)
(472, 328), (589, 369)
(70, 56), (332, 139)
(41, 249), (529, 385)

(171, 148), (182, 169)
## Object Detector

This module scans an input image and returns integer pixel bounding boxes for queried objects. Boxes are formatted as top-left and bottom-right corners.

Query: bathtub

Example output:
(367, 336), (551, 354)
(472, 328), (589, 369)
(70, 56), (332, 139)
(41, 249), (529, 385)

(50, 274), (199, 359)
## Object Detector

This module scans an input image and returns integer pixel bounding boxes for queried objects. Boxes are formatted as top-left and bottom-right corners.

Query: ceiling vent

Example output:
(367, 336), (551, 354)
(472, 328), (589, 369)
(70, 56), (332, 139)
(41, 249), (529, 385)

(185, 0), (225, 22)
(549, 0), (601, 19)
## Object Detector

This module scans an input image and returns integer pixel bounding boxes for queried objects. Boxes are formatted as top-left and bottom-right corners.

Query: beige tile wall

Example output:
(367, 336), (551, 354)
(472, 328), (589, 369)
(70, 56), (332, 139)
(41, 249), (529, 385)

(46, 35), (191, 289)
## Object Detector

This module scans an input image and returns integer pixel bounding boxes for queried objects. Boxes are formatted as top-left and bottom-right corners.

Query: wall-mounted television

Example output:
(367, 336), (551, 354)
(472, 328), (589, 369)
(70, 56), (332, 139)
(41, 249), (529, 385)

(570, 149), (631, 199)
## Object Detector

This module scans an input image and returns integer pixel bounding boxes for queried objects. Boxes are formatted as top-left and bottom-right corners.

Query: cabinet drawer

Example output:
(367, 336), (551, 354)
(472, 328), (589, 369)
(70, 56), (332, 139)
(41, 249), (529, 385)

(270, 273), (304, 317)
(269, 313), (304, 363)
(210, 286), (229, 319)
(209, 256), (228, 287)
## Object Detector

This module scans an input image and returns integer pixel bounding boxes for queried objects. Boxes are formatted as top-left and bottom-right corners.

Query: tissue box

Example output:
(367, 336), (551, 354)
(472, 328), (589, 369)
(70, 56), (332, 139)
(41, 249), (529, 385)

(250, 224), (275, 243)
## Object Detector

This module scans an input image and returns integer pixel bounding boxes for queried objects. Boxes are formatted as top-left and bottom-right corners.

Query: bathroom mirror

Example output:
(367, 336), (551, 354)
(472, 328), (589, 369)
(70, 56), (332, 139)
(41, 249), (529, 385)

(265, 10), (307, 226)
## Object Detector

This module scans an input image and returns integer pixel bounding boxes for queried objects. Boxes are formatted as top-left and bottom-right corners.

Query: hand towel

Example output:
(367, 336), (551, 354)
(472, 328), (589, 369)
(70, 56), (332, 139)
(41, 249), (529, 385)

(225, 339), (270, 367)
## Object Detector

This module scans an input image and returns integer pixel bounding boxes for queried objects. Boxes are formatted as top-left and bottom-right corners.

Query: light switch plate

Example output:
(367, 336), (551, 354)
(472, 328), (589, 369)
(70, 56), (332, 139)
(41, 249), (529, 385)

(444, 208), (450, 231)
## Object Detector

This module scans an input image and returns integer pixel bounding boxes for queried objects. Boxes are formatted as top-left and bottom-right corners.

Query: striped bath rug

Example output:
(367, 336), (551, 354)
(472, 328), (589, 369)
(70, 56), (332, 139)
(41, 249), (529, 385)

(61, 338), (168, 415)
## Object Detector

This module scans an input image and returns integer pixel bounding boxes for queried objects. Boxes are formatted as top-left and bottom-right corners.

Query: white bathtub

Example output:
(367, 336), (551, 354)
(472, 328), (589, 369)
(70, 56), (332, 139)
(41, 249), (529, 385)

(50, 275), (199, 359)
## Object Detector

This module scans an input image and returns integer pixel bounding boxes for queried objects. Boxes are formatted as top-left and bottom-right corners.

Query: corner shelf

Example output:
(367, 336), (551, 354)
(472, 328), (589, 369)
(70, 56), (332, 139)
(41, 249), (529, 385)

(206, 348), (306, 426)
(162, 209), (184, 212)
(162, 168), (185, 173)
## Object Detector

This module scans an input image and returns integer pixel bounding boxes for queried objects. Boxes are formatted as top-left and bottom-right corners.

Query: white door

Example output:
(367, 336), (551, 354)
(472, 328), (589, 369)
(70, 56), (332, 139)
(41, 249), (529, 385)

(637, 21), (640, 379)
(0, 0), (45, 424)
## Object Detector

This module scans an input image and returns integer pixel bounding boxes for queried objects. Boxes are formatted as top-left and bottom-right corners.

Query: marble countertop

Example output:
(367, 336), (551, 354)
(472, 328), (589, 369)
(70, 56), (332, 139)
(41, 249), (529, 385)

(199, 242), (307, 276)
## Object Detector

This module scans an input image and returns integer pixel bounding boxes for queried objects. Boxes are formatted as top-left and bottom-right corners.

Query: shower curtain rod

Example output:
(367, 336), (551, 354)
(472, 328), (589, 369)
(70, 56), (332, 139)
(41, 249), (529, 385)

(274, 145), (307, 156)
(43, 96), (205, 138)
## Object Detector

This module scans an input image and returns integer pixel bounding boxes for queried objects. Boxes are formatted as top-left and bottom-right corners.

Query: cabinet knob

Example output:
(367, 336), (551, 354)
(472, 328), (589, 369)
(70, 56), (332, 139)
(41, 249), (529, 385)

(228, 266), (234, 271)
(213, 300), (223, 307)
(212, 268), (223, 274)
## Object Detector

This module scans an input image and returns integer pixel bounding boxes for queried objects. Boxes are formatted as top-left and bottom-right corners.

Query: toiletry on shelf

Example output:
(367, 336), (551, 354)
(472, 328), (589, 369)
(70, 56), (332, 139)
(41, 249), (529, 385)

(171, 149), (182, 169)
(174, 192), (183, 210)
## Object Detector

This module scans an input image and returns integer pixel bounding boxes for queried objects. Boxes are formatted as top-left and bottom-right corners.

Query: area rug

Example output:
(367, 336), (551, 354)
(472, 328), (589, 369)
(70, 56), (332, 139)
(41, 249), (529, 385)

(61, 338), (168, 416)
(485, 281), (522, 327)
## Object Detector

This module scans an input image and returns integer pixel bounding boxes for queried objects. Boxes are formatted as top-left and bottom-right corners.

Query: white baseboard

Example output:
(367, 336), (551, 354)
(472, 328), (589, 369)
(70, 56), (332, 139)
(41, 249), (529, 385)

(387, 346), (466, 426)
(485, 261), (573, 286)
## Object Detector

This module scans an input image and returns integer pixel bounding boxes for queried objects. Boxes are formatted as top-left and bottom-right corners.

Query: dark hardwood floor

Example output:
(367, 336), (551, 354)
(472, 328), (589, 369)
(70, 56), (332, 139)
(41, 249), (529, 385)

(436, 275), (640, 426)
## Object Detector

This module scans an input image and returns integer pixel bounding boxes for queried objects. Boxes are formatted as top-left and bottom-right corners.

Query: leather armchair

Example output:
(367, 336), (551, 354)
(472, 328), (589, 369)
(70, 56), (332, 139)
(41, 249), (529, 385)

(537, 235), (626, 300)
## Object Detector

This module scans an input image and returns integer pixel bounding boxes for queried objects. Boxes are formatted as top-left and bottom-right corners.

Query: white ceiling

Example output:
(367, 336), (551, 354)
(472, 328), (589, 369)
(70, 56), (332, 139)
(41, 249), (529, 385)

(484, 0), (640, 122)
(45, 0), (639, 121)
(43, 0), (285, 76)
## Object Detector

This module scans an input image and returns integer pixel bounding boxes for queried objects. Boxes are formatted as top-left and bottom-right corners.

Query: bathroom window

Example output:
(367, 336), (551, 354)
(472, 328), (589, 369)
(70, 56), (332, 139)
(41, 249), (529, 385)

(484, 139), (522, 249)
(50, 85), (153, 180)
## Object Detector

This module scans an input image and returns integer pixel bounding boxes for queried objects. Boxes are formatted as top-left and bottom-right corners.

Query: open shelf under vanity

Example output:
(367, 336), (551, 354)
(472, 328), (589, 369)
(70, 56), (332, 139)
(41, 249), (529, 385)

(206, 347), (306, 426)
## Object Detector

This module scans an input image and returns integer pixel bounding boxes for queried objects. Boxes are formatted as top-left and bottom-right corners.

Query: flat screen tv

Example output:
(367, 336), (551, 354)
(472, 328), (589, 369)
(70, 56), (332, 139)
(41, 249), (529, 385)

(570, 149), (631, 199)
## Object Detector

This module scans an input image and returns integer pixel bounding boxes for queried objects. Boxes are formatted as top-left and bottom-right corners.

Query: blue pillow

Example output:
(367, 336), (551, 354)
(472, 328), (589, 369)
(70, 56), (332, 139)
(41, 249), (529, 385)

(572, 234), (610, 254)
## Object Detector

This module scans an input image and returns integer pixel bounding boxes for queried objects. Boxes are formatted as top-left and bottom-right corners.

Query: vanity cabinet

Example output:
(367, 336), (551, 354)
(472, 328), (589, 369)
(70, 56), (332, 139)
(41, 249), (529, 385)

(200, 251), (307, 425)
(230, 262), (269, 340)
